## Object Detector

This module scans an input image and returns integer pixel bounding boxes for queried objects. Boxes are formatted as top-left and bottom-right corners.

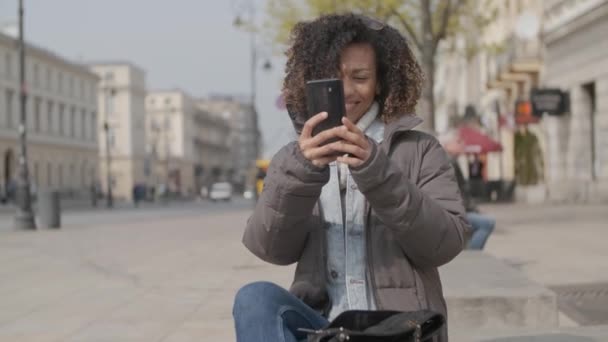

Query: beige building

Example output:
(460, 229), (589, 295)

(90, 63), (148, 202)
(542, 0), (608, 202)
(145, 90), (231, 196)
(0, 32), (99, 199)
(197, 95), (260, 192)
(435, 0), (544, 201)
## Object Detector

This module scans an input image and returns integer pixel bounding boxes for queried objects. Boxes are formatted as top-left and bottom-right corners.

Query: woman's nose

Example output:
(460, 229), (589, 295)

(342, 77), (354, 98)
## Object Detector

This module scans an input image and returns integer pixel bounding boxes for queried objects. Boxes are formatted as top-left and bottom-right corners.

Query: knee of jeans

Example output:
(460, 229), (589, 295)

(233, 281), (282, 316)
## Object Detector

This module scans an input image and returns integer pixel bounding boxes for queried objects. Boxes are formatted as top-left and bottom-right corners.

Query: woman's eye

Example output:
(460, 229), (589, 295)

(354, 76), (368, 81)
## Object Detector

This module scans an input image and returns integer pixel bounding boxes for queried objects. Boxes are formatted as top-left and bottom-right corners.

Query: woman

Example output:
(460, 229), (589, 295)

(233, 13), (469, 342)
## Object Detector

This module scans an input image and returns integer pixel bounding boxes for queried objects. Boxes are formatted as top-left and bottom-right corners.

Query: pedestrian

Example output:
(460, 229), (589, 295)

(132, 184), (141, 208)
(441, 133), (495, 250)
(233, 13), (469, 342)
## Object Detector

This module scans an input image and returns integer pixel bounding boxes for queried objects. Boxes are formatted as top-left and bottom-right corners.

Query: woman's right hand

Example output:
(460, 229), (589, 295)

(298, 112), (342, 168)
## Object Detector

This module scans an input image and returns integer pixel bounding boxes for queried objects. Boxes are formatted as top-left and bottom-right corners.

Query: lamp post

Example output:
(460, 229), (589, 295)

(103, 84), (115, 208)
(14, 0), (36, 230)
(163, 110), (170, 197)
(233, 1), (272, 160)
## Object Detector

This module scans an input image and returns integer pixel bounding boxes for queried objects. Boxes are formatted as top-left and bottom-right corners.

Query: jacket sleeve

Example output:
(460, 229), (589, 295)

(243, 141), (329, 265)
(350, 134), (469, 268)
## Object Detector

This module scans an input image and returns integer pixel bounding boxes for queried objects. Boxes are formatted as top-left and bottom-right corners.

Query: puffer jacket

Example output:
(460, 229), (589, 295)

(243, 114), (469, 341)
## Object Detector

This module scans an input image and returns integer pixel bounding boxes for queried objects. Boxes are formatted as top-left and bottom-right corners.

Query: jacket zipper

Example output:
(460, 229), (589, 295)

(365, 202), (381, 309)
(317, 204), (331, 317)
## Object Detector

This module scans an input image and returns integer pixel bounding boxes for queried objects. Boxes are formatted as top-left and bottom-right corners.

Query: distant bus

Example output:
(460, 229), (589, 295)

(255, 159), (269, 198)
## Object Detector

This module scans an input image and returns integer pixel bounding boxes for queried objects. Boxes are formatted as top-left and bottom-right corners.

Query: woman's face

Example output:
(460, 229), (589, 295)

(339, 42), (379, 123)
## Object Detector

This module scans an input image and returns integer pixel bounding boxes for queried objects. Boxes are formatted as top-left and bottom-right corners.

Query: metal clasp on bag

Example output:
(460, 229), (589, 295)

(414, 324), (421, 342)
(297, 327), (350, 341)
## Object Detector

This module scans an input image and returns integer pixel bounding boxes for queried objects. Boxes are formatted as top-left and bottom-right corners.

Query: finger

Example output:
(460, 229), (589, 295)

(327, 140), (368, 160)
(301, 112), (328, 139)
(307, 126), (344, 147)
(306, 143), (340, 161)
(342, 117), (362, 135)
(334, 126), (369, 149)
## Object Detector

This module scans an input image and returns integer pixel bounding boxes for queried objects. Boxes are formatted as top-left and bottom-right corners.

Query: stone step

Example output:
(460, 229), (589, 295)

(460, 325), (608, 342)
(439, 251), (559, 337)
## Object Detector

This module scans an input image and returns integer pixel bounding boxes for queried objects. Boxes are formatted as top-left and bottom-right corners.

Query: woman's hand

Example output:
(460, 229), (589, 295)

(329, 117), (372, 168)
(298, 112), (343, 168)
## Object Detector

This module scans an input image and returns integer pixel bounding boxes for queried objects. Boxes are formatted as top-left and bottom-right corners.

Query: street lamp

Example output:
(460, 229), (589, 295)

(103, 81), (115, 208)
(14, 0), (36, 230)
(233, 1), (272, 160)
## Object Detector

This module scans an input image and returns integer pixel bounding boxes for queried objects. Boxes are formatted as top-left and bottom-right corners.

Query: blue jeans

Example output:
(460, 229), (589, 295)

(466, 212), (495, 250)
(233, 281), (329, 342)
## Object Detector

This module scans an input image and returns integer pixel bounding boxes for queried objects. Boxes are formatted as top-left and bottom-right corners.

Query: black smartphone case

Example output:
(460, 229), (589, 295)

(306, 79), (346, 140)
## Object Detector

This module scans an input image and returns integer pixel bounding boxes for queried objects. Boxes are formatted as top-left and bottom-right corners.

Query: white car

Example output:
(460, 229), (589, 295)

(208, 182), (233, 202)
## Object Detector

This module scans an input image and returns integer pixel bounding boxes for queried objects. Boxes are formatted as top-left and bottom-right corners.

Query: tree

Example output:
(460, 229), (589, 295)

(264, 0), (493, 133)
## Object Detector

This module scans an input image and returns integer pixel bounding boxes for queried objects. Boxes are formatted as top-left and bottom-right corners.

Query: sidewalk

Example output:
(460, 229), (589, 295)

(0, 202), (605, 341)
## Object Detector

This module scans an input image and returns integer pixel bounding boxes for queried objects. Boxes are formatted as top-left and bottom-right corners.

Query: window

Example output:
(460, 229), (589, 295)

(92, 111), (97, 141)
(109, 127), (116, 148)
(105, 90), (116, 116)
(81, 163), (87, 186)
(5, 89), (14, 128)
(583, 82), (597, 180)
(33, 162), (39, 186)
(46, 67), (51, 89)
(57, 72), (63, 93)
(58, 103), (65, 135)
(47, 100), (54, 133)
(70, 107), (76, 137)
(33, 63), (39, 87)
(81, 109), (87, 139)
(58, 165), (63, 187)
(47, 162), (53, 187)
(69, 164), (75, 188)
(68, 76), (74, 97)
(34, 97), (41, 132)
(4, 53), (11, 77)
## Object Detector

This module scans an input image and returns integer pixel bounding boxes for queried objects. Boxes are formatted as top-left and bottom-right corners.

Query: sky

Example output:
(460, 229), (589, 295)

(0, 0), (294, 158)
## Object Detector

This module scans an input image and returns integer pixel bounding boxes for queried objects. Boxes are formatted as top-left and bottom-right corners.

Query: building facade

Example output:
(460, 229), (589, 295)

(145, 90), (231, 196)
(541, 0), (608, 202)
(197, 95), (260, 193)
(0, 32), (99, 199)
(90, 63), (147, 202)
(434, 0), (544, 201)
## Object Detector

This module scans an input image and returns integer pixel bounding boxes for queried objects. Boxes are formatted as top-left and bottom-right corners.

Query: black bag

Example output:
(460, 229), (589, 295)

(299, 310), (444, 342)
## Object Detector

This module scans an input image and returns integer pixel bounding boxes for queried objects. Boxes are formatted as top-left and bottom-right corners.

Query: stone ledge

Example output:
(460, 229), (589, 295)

(461, 325), (608, 342)
(440, 251), (559, 335)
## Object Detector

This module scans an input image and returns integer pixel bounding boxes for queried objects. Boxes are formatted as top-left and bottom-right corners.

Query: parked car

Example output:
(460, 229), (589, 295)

(208, 182), (233, 202)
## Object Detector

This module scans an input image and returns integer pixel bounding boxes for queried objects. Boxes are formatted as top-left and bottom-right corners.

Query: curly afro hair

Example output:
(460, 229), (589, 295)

(283, 13), (423, 130)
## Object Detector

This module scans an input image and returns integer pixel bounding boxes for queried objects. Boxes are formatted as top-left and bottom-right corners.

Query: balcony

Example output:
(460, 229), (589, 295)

(487, 34), (542, 90)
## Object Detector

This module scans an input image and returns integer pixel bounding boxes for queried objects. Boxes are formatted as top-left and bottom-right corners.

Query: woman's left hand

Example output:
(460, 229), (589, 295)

(328, 117), (372, 168)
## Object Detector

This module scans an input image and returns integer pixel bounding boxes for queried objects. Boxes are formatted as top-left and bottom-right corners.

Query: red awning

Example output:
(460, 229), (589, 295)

(458, 126), (503, 153)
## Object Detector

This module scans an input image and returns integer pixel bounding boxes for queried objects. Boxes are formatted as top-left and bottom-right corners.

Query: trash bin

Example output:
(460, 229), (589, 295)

(37, 190), (61, 228)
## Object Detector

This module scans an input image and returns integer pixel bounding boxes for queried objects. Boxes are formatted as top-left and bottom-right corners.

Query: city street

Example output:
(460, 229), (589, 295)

(0, 200), (607, 341)
(0, 198), (295, 341)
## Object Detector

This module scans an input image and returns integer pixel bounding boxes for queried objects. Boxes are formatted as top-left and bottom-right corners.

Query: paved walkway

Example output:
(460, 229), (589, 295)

(0, 201), (606, 341)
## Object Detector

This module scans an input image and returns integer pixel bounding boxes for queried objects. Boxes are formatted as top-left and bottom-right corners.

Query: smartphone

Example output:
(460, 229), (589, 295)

(306, 78), (346, 142)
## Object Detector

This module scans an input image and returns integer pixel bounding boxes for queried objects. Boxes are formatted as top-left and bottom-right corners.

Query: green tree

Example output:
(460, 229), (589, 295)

(264, 0), (493, 132)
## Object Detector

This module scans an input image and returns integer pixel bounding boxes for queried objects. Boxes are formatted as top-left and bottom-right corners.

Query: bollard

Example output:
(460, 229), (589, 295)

(37, 190), (61, 229)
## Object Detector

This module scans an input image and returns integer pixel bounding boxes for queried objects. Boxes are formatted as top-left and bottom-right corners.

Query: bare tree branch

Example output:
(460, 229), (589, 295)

(389, 7), (422, 53)
(434, 0), (466, 47)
